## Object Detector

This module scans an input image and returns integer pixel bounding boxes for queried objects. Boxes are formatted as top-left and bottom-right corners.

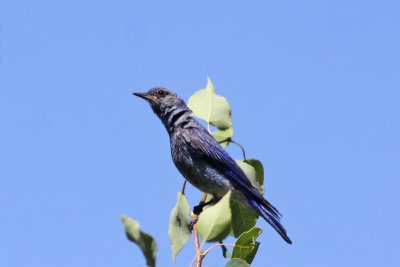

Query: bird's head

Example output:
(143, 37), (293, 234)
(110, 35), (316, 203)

(133, 88), (188, 119)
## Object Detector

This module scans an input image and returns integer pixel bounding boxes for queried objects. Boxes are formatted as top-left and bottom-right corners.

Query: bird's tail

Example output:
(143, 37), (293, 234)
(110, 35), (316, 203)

(244, 193), (292, 244)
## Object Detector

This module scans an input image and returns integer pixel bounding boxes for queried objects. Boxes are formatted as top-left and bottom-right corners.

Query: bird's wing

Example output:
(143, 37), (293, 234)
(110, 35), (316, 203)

(183, 126), (282, 219)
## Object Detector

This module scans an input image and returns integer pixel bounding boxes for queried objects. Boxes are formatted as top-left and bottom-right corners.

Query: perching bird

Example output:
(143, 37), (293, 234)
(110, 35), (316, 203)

(133, 88), (292, 244)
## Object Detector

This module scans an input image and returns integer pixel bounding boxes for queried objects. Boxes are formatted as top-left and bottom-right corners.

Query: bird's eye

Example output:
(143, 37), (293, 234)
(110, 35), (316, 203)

(157, 89), (166, 97)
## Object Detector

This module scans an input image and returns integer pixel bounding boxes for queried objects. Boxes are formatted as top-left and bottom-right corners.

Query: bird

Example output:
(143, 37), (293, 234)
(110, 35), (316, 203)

(133, 88), (292, 244)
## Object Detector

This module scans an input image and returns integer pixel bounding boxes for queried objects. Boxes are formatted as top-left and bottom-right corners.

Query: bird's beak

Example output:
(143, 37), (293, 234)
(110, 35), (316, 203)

(133, 92), (154, 102)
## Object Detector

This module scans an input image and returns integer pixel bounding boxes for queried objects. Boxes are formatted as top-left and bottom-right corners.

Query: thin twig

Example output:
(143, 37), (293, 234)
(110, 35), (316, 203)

(192, 193), (208, 267)
(193, 224), (202, 267)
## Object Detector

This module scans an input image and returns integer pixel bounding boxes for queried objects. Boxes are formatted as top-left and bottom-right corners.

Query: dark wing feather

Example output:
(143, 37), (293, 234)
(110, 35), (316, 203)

(185, 126), (282, 220)
(182, 125), (292, 244)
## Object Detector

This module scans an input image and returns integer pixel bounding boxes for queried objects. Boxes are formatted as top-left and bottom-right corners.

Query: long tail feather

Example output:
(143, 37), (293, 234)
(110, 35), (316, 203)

(245, 193), (292, 244)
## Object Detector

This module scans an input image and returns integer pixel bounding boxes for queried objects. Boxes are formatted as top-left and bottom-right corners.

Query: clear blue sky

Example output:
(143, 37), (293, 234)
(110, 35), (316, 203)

(1, 1), (399, 266)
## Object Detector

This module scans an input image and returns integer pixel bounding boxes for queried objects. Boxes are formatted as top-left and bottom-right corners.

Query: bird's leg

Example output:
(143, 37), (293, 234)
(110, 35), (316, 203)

(193, 199), (214, 215)
(190, 199), (214, 231)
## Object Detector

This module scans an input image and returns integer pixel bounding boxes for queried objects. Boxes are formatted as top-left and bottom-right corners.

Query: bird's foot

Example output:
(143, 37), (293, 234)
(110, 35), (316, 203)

(190, 200), (214, 231)
(193, 201), (206, 215)
(189, 217), (198, 231)
(193, 199), (214, 216)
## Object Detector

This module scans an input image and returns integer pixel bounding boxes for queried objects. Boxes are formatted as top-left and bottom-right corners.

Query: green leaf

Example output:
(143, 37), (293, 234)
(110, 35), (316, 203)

(244, 159), (265, 194)
(230, 201), (258, 238)
(231, 227), (262, 264)
(225, 258), (250, 267)
(120, 215), (157, 267)
(235, 160), (263, 193)
(168, 192), (191, 261)
(197, 191), (232, 242)
(188, 77), (232, 130)
(211, 128), (233, 147)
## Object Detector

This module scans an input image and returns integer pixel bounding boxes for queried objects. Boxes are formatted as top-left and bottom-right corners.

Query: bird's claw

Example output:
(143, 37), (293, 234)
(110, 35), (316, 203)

(190, 201), (208, 231)
(193, 201), (205, 215)
(189, 217), (198, 231)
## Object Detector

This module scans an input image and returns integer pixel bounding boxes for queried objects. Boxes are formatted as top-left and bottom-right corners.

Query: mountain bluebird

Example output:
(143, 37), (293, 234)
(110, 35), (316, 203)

(134, 88), (292, 244)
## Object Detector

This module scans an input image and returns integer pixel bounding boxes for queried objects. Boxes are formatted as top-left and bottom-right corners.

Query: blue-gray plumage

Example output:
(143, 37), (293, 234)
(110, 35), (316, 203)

(133, 88), (292, 244)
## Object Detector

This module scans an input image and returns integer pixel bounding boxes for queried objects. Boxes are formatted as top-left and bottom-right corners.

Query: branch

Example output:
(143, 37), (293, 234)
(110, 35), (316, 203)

(192, 193), (208, 267)
(193, 224), (202, 267)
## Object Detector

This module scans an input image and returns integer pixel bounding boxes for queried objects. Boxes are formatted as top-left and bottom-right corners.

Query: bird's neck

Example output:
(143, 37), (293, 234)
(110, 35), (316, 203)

(159, 105), (193, 133)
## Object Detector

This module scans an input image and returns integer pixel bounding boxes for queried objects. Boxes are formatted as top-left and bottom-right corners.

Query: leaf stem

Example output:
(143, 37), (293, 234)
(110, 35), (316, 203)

(230, 139), (247, 160)
(202, 243), (235, 257)
(181, 179), (187, 195)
